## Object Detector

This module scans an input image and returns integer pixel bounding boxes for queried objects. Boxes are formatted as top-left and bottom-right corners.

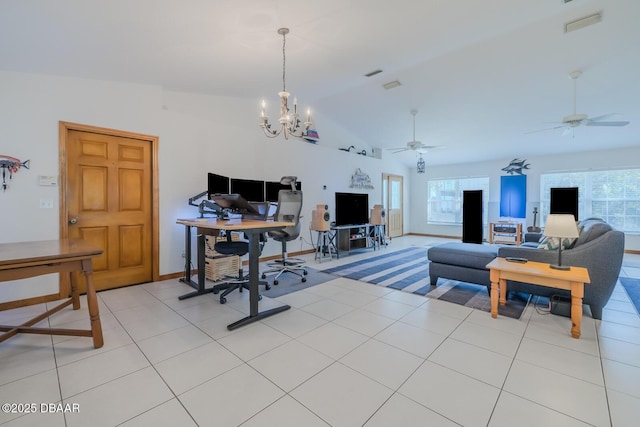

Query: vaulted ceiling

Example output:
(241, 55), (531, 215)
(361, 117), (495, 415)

(1, 0), (638, 166)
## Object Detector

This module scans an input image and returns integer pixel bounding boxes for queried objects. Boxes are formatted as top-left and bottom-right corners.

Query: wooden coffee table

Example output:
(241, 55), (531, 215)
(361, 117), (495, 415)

(486, 257), (590, 338)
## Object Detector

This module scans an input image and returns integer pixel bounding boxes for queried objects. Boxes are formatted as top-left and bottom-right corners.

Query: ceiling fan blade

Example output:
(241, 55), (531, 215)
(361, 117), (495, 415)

(525, 125), (566, 134)
(585, 120), (630, 127)
(588, 113), (620, 122)
(561, 127), (574, 137)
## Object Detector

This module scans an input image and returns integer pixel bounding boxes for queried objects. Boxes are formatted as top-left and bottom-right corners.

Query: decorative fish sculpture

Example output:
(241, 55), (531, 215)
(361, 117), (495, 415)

(0, 155), (30, 191)
(501, 158), (530, 175)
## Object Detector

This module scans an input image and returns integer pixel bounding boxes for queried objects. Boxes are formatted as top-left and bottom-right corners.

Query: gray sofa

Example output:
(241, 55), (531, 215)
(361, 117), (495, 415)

(427, 218), (625, 319)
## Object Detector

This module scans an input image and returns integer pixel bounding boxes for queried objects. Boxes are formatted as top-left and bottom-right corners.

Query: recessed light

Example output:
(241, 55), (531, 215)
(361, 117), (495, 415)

(565, 12), (602, 33)
(383, 80), (402, 90)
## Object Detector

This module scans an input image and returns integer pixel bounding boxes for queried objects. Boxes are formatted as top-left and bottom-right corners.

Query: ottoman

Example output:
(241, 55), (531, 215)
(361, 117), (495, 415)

(427, 242), (498, 288)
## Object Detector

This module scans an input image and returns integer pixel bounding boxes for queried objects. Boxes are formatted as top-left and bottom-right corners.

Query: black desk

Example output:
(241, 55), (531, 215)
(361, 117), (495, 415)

(176, 218), (293, 330)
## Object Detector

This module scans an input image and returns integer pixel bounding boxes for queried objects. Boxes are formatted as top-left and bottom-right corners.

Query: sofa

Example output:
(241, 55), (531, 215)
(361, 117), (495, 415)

(427, 218), (625, 319)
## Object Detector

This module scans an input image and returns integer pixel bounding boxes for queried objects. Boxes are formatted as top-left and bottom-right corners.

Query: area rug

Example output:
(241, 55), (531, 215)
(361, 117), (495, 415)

(322, 246), (430, 294)
(619, 277), (640, 316)
(260, 267), (337, 298)
(320, 246), (531, 319)
(426, 279), (531, 320)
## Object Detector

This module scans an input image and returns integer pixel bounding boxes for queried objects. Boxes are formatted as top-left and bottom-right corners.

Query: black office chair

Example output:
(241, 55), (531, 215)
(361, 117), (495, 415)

(212, 202), (269, 304)
(261, 184), (307, 285)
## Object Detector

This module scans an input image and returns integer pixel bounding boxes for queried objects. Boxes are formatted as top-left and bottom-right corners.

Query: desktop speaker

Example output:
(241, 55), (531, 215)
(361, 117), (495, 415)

(311, 204), (331, 231)
(370, 204), (385, 225)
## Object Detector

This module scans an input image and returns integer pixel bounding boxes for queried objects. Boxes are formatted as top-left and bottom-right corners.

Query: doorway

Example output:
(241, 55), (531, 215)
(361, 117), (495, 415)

(382, 173), (403, 238)
(59, 122), (160, 292)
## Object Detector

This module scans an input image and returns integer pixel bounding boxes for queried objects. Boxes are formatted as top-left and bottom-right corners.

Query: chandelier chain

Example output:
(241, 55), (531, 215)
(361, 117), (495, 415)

(282, 31), (286, 92)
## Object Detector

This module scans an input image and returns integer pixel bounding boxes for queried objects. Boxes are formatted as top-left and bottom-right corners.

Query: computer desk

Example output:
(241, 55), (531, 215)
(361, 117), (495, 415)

(176, 218), (293, 330)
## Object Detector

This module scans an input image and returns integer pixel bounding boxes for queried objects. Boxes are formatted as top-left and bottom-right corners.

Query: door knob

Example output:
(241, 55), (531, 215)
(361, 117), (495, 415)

(69, 217), (79, 225)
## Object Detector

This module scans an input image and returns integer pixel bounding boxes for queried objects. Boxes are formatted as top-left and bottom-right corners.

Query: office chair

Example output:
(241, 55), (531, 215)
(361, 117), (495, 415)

(212, 202), (269, 304)
(261, 180), (307, 285)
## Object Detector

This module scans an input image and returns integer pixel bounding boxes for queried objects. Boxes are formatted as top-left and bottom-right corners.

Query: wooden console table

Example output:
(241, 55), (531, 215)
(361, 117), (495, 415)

(0, 239), (104, 348)
(486, 257), (589, 338)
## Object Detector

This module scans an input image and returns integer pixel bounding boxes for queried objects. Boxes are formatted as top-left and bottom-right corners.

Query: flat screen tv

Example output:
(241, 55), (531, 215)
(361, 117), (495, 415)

(335, 192), (369, 226)
(230, 178), (265, 202)
(265, 180), (302, 202)
(207, 173), (230, 198)
(550, 187), (579, 220)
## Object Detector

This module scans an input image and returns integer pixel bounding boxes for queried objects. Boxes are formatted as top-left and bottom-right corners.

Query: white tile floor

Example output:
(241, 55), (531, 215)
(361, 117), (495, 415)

(1, 236), (640, 426)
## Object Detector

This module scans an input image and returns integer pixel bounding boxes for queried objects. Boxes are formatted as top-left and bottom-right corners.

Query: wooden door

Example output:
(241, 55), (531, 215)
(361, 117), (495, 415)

(60, 123), (159, 292)
(383, 174), (403, 238)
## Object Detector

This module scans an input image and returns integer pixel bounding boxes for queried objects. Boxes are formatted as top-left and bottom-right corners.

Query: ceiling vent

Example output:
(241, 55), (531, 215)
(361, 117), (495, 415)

(365, 69), (382, 77)
(383, 80), (402, 90)
(565, 12), (602, 33)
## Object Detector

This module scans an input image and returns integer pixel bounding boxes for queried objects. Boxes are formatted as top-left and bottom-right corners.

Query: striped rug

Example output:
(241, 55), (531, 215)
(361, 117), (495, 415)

(322, 246), (432, 295)
(322, 246), (531, 319)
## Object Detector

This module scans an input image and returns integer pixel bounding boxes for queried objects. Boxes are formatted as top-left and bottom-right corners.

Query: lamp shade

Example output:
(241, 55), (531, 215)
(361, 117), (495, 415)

(543, 214), (579, 238)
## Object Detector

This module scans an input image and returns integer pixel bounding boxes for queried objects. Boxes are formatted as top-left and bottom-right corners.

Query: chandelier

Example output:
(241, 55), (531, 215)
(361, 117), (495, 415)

(417, 154), (426, 174)
(260, 28), (313, 140)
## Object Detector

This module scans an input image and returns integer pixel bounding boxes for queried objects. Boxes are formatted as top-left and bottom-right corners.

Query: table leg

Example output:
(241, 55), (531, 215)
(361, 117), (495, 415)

(570, 281), (584, 339)
(499, 278), (507, 306)
(82, 259), (103, 348)
(178, 229), (216, 300)
(226, 231), (290, 330)
(70, 271), (81, 310)
(490, 269), (499, 318)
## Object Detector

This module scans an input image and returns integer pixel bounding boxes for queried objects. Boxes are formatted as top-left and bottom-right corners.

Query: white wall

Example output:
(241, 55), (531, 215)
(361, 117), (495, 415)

(0, 71), (408, 301)
(409, 147), (640, 251)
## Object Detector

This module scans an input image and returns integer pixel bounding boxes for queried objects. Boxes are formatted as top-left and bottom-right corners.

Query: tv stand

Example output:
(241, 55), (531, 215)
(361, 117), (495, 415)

(332, 224), (383, 258)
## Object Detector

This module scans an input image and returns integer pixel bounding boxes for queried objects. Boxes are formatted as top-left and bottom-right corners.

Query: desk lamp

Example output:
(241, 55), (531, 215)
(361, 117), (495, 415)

(543, 214), (579, 270)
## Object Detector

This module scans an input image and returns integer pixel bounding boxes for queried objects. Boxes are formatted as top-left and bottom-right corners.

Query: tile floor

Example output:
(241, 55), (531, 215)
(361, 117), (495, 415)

(1, 236), (640, 426)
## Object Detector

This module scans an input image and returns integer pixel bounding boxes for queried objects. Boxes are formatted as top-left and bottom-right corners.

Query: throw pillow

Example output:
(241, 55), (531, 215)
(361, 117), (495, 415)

(537, 236), (576, 250)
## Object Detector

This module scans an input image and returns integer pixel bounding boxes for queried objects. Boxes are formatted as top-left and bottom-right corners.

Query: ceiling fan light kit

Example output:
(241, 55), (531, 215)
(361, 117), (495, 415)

(528, 69), (630, 136)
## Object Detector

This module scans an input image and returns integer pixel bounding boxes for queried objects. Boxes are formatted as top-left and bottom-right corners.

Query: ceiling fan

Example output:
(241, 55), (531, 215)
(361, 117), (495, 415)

(528, 70), (630, 137)
(389, 109), (442, 153)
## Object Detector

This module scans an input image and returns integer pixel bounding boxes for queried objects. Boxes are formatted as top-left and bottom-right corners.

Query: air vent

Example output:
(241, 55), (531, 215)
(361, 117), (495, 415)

(365, 69), (382, 77)
(383, 80), (401, 90)
(565, 12), (602, 33)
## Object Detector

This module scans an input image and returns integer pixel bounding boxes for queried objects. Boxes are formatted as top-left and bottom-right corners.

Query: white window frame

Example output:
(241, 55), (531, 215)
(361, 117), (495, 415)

(427, 176), (490, 225)
(540, 168), (640, 232)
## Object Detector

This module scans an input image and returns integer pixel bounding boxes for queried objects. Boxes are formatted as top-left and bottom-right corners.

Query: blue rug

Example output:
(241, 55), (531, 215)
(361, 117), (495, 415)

(620, 277), (640, 316)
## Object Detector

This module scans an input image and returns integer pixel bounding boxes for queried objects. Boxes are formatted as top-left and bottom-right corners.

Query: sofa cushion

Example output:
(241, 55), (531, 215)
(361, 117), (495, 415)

(574, 220), (612, 247)
(427, 242), (498, 270)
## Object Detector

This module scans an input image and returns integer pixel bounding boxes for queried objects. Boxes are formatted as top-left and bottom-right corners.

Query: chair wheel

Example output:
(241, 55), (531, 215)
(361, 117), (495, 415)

(213, 288), (219, 294)
(220, 297), (227, 304)
(261, 273), (266, 279)
(258, 295), (262, 301)
(302, 277), (307, 283)
(303, 270), (308, 275)
(273, 280), (279, 286)
(265, 284), (271, 291)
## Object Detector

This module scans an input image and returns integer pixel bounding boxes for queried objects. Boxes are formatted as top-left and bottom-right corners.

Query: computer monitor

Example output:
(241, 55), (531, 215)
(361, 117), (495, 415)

(230, 178), (265, 202)
(207, 173), (230, 198)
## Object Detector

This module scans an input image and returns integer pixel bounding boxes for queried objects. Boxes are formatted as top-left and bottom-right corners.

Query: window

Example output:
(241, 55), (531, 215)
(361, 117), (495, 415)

(427, 177), (490, 225)
(541, 169), (640, 232)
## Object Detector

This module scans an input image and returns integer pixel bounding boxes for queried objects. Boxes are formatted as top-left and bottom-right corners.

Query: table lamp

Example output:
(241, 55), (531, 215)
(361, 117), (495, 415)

(543, 214), (579, 270)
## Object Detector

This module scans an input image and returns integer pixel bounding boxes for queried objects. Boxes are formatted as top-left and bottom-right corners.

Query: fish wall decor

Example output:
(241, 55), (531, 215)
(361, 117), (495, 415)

(501, 158), (530, 175)
(0, 155), (30, 191)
